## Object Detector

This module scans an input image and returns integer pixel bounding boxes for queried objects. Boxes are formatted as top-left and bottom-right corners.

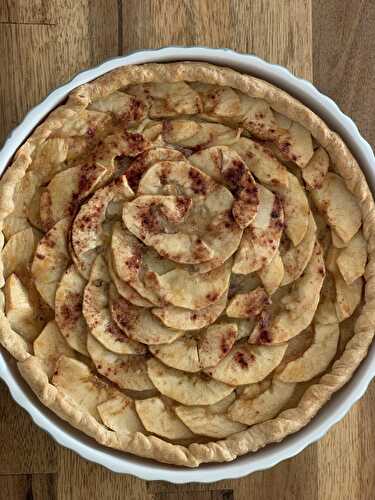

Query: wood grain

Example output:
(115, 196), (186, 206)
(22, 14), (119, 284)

(55, 449), (150, 500)
(0, 475), (30, 499)
(122, 0), (312, 79)
(152, 492), (234, 500)
(0, 0), (119, 146)
(0, 1), (375, 499)
(0, 381), (56, 474)
(0, 0), (53, 23)
(147, 443), (318, 500)
(0, 473), (57, 500)
(313, 0), (375, 146)
(31, 474), (57, 500)
(313, 4), (375, 496)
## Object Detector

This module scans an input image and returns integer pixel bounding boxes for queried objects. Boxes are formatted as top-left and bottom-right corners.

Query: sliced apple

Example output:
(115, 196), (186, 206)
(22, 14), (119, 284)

(152, 292), (227, 331)
(258, 252), (284, 295)
(189, 146), (259, 228)
(40, 163), (108, 231)
(198, 323), (238, 369)
(135, 397), (194, 439)
(31, 218), (71, 308)
(125, 147), (185, 191)
(277, 323), (339, 382)
(33, 321), (75, 378)
(150, 335), (200, 373)
(238, 94), (278, 139)
(233, 184), (284, 273)
(88, 90), (147, 124)
(2, 227), (40, 279)
(123, 194), (207, 263)
(106, 248), (152, 308)
(226, 287), (270, 319)
(228, 272), (260, 295)
(311, 173), (362, 243)
(82, 255), (147, 354)
(315, 273), (338, 325)
(302, 147), (329, 190)
(228, 379), (296, 425)
(27, 185), (44, 230)
(193, 83), (241, 118)
(147, 358), (233, 406)
(86, 334), (153, 391)
(97, 394), (144, 433)
(52, 356), (119, 420)
(5, 273), (46, 341)
(110, 286), (183, 345)
(326, 246), (363, 322)
(129, 161), (240, 265)
(71, 177), (134, 278)
(30, 137), (69, 178)
(279, 326), (314, 367)
(58, 109), (111, 137)
(111, 222), (167, 306)
(145, 258), (232, 310)
(236, 379), (271, 399)
(336, 231), (367, 285)
(55, 264), (88, 355)
(331, 230), (348, 248)
(208, 341), (287, 386)
(175, 393), (247, 438)
(281, 212), (316, 286)
(250, 243), (325, 344)
(276, 172), (310, 246)
(127, 82), (202, 118)
(122, 182), (242, 274)
(101, 126), (158, 158)
(231, 138), (289, 189)
(3, 167), (45, 237)
(335, 275), (363, 322)
(162, 120), (240, 148)
(313, 210), (331, 255)
(273, 115), (314, 168)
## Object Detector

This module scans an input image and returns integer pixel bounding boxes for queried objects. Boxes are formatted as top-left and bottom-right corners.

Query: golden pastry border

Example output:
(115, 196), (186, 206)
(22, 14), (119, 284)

(1, 62), (375, 467)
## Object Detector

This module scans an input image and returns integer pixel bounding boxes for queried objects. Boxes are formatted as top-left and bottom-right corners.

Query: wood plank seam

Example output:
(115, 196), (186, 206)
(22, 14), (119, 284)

(0, 21), (56, 26)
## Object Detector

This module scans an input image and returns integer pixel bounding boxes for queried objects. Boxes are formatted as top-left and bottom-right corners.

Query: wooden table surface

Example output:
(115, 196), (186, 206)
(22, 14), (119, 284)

(1, 1), (375, 499)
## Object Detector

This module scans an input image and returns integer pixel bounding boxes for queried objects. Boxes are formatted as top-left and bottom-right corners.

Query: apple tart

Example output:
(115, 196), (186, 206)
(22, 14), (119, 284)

(1, 62), (374, 467)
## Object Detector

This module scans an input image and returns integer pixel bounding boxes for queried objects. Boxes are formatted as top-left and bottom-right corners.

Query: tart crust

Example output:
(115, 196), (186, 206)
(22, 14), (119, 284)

(1, 62), (375, 467)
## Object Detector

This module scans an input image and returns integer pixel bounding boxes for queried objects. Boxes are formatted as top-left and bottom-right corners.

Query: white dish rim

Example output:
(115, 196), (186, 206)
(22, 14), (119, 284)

(1, 47), (375, 483)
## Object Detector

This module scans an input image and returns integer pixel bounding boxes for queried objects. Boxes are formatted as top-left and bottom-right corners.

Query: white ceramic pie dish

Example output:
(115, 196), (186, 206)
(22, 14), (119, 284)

(1, 47), (375, 483)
